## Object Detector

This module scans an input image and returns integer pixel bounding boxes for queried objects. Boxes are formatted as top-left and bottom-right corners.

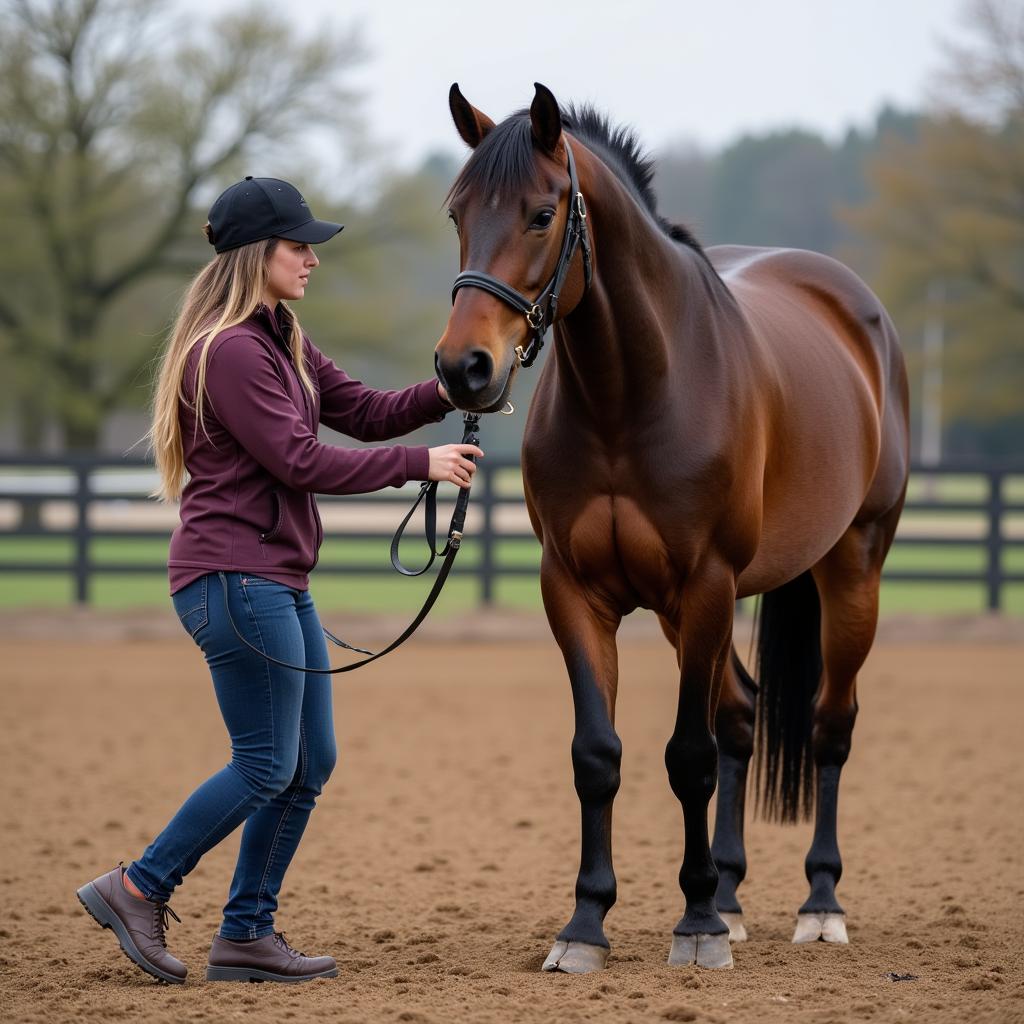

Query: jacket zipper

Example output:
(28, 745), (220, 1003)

(262, 306), (321, 571)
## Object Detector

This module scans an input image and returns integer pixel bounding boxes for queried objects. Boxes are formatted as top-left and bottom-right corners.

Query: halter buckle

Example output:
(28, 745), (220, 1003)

(574, 192), (587, 220)
(525, 303), (544, 330)
(515, 344), (527, 365)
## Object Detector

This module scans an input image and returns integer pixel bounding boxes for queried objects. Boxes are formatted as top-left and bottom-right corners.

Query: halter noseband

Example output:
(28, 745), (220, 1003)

(450, 140), (593, 369)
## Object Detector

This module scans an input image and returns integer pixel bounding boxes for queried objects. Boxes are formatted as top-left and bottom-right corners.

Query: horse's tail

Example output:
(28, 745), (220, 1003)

(752, 570), (822, 824)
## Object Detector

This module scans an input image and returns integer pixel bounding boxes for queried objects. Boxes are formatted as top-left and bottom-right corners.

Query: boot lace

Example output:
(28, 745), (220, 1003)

(273, 931), (306, 959)
(152, 902), (181, 948)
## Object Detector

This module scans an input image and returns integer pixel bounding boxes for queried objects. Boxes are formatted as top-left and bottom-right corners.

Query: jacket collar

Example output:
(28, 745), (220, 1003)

(252, 302), (290, 350)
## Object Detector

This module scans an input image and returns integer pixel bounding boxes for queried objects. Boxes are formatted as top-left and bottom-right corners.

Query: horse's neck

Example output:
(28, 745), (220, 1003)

(551, 164), (720, 423)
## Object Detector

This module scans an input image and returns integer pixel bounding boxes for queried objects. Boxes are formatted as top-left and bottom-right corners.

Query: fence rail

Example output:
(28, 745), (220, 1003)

(1, 454), (1022, 611)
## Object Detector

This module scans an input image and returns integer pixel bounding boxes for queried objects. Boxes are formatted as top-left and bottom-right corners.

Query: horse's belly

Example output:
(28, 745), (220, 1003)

(736, 381), (882, 596)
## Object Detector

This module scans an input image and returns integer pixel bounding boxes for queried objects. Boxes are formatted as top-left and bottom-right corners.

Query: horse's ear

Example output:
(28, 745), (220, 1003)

(449, 83), (495, 149)
(530, 82), (562, 154)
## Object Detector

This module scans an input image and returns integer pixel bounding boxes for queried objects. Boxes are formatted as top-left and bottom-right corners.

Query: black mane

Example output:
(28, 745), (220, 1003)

(448, 103), (704, 255)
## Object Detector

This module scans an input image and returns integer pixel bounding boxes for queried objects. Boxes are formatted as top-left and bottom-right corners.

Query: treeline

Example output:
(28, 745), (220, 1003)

(655, 108), (918, 257)
(1, 0), (1020, 459)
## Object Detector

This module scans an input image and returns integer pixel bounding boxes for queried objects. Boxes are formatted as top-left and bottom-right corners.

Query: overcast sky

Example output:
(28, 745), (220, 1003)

(182, 0), (968, 171)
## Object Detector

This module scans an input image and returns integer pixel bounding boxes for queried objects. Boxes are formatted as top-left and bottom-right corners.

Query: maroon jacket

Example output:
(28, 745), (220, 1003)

(168, 304), (450, 593)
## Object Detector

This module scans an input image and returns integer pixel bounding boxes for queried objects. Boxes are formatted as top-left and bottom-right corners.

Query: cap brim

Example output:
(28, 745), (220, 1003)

(278, 220), (344, 244)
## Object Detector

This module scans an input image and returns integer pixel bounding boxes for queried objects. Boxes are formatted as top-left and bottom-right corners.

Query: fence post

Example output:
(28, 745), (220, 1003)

(480, 463), (495, 607)
(985, 470), (1004, 613)
(75, 461), (91, 605)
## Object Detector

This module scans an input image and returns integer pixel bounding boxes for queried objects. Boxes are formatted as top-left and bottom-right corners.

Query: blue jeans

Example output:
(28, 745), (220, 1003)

(126, 572), (336, 940)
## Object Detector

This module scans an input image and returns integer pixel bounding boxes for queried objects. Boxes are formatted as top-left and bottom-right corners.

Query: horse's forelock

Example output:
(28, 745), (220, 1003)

(446, 114), (539, 208)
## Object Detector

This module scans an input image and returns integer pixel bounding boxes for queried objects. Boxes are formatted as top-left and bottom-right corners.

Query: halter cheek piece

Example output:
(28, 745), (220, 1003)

(450, 141), (593, 369)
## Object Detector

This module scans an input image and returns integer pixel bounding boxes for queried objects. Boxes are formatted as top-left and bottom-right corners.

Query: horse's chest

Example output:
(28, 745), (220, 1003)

(563, 495), (679, 609)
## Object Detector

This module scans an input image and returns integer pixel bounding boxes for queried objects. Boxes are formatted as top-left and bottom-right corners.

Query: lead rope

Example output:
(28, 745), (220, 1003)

(217, 412), (481, 675)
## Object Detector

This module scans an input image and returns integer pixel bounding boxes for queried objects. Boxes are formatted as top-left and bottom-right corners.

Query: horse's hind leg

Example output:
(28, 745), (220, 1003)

(794, 520), (889, 945)
(664, 558), (737, 969)
(712, 648), (757, 942)
(660, 619), (754, 943)
(539, 563), (622, 975)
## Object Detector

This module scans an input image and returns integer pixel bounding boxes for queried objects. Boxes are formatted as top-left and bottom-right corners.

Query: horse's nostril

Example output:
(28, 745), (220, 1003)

(434, 351), (446, 387)
(461, 348), (494, 394)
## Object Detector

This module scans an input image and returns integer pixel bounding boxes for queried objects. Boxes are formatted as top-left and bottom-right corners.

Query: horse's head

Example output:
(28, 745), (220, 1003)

(435, 83), (592, 412)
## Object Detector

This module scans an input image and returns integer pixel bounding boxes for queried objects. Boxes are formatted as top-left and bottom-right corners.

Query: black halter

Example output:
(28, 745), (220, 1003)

(450, 140), (593, 369)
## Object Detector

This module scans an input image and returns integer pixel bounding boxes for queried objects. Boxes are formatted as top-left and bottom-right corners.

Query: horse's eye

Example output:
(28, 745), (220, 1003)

(530, 209), (555, 230)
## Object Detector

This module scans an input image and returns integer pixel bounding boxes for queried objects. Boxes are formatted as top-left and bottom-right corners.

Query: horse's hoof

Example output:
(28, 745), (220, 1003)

(793, 912), (848, 944)
(668, 932), (734, 969)
(821, 913), (849, 943)
(720, 912), (747, 943)
(541, 940), (609, 974)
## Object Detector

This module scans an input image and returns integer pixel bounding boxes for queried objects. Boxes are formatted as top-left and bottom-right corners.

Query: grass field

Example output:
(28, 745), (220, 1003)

(2, 465), (1021, 612)
(1, 534), (1021, 614)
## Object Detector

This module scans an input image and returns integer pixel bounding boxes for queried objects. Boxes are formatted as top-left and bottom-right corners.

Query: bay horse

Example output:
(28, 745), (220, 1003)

(435, 83), (909, 972)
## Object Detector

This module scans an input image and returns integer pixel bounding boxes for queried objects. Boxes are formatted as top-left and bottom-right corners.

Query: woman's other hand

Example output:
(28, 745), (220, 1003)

(428, 444), (484, 489)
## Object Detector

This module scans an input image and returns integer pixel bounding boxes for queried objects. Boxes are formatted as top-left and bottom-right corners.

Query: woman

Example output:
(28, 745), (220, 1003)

(76, 176), (481, 985)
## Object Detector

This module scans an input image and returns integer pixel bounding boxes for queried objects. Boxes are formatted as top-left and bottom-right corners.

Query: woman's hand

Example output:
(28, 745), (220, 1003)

(436, 381), (455, 409)
(428, 444), (484, 489)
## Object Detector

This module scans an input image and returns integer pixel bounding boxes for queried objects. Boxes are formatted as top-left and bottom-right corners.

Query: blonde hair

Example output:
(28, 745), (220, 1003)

(146, 234), (317, 502)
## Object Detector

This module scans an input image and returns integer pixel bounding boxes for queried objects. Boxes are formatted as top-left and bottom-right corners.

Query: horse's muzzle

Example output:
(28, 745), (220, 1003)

(435, 347), (501, 410)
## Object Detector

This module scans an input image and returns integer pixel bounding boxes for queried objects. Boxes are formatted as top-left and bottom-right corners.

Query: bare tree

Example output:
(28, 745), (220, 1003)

(0, 0), (365, 449)
(936, 0), (1024, 124)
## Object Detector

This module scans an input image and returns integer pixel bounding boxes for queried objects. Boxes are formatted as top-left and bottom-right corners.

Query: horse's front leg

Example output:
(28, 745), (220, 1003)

(539, 560), (622, 975)
(665, 558), (737, 969)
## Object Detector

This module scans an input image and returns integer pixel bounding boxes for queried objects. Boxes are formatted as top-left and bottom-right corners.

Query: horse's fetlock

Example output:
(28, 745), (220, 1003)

(714, 869), (744, 915)
(805, 852), (843, 882)
(576, 866), (618, 909)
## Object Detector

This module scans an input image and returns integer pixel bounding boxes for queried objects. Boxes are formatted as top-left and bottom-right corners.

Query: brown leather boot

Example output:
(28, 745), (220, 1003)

(77, 865), (186, 984)
(207, 931), (338, 983)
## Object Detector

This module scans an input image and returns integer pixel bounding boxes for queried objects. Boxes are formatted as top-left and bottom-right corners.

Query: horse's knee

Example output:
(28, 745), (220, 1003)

(571, 726), (622, 805)
(665, 733), (718, 805)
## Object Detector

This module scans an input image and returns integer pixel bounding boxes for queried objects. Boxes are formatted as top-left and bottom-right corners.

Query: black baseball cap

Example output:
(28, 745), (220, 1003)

(206, 176), (343, 253)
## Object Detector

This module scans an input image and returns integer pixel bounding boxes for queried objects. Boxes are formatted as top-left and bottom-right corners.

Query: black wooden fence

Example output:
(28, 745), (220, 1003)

(0, 455), (1022, 610)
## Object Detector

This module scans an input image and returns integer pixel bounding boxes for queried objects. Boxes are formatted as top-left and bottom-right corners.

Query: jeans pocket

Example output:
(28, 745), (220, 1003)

(173, 575), (209, 638)
(240, 575), (282, 587)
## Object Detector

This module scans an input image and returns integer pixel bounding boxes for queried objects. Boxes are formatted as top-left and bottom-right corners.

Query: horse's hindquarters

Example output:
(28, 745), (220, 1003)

(717, 248), (908, 595)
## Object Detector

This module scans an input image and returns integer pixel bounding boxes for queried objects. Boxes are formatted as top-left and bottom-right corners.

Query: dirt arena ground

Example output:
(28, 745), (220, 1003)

(1, 614), (1022, 1024)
